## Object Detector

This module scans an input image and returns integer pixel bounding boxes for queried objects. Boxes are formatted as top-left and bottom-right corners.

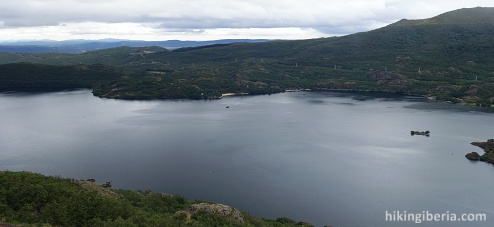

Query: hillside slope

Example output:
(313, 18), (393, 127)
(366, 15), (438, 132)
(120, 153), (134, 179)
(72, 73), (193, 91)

(1, 7), (493, 105)
(0, 171), (312, 227)
(0, 39), (271, 54)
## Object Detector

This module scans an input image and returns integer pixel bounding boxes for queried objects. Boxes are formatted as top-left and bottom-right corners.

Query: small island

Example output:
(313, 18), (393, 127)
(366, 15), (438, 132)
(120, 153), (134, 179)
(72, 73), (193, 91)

(465, 139), (494, 164)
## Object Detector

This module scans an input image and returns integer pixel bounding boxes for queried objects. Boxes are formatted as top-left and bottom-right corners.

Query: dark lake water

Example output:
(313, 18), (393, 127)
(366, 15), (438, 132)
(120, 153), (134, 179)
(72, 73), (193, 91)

(1, 89), (493, 226)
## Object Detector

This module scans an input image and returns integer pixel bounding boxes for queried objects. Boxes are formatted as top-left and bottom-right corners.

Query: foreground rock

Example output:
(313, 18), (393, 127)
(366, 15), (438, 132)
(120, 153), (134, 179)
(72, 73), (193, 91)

(176, 203), (244, 223)
(72, 179), (121, 198)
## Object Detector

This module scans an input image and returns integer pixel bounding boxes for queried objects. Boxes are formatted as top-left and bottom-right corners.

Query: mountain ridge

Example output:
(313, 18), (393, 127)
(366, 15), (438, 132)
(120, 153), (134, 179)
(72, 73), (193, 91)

(1, 7), (493, 106)
(391, 7), (494, 26)
(0, 39), (271, 54)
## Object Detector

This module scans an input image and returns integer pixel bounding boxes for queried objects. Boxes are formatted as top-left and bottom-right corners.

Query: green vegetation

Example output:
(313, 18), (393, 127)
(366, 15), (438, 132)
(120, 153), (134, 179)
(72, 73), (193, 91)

(470, 140), (494, 164)
(0, 63), (125, 92)
(467, 140), (494, 164)
(1, 7), (494, 105)
(0, 171), (311, 227)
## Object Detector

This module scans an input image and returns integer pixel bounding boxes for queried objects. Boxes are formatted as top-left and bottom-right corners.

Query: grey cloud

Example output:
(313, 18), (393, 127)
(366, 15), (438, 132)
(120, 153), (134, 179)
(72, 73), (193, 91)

(0, 0), (137, 27)
(1, 0), (493, 39)
(154, 17), (286, 29)
(0, 0), (400, 29)
(1, 19), (61, 27)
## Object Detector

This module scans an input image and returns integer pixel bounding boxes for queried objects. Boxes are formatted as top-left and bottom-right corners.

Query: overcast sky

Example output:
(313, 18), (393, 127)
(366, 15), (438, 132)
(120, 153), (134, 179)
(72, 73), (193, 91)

(0, 0), (493, 41)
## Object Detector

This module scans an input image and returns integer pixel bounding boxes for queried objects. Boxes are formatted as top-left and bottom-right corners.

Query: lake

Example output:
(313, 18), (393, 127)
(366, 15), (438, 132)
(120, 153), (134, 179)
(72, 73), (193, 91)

(1, 89), (493, 227)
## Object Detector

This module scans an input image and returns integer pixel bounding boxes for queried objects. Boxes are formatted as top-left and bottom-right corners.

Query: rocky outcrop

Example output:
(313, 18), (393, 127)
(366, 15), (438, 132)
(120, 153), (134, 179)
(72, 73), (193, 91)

(367, 71), (408, 91)
(368, 71), (394, 80)
(471, 141), (494, 152)
(296, 221), (314, 226)
(464, 85), (479, 96)
(72, 179), (121, 198)
(465, 152), (481, 160)
(176, 203), (244, 223)
(467, 140), (494, 164)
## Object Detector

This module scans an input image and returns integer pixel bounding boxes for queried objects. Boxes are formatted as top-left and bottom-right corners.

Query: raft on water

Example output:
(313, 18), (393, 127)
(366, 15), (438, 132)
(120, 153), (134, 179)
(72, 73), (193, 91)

(411, 130), (430, 136)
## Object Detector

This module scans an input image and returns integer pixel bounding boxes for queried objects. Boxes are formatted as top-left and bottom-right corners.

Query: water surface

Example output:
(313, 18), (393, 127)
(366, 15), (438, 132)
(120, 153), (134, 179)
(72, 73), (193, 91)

(1, 90), (493, 226)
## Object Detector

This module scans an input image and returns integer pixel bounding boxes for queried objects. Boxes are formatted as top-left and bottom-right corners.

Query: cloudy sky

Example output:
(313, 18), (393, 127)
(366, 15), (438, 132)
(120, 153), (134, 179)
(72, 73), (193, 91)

(0, 0), (493, 41)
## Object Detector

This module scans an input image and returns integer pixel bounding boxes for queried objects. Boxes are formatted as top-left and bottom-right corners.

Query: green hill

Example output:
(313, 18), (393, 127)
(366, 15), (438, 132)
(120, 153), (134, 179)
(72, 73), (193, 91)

(0, 63), (125, 89)
(1, 7), (494, 105)
(391, 7), (494, 26)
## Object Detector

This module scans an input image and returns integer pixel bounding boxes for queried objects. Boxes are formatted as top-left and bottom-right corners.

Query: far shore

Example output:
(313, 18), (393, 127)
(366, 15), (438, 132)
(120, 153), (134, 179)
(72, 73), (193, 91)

(220, 92), (249, 98)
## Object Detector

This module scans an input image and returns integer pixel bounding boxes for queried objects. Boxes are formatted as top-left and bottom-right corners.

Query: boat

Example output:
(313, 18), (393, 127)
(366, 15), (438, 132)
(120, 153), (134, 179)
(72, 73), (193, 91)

(411, 130), (430, 136)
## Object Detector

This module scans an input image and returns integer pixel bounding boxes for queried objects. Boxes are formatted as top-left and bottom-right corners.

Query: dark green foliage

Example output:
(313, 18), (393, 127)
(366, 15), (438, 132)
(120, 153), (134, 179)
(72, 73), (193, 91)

(0, 171), (305, 226)
(172, 44), (231, 52)
(190, 211), (239, 227)
(0, 172), (133, 226)
(479, 150), (494, 164)
(274, 217), (297, 225)
(0, 63), (124, 89)
(470, 141), (494, 164)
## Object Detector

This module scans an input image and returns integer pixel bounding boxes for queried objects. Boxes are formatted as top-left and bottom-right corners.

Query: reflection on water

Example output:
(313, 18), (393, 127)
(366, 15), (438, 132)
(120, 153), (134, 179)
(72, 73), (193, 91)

(1, 90), (494, 227)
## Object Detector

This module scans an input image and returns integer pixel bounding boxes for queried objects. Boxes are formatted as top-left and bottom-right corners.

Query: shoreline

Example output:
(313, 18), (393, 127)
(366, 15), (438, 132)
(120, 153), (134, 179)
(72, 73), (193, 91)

(3, 86), (493, 109)
(220, 92), (249, 98)
(465, 140), (494, 164)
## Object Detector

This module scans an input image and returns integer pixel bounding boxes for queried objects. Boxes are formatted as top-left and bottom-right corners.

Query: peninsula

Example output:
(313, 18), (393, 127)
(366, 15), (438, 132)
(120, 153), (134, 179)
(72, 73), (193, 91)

(465, 139), (494, 164)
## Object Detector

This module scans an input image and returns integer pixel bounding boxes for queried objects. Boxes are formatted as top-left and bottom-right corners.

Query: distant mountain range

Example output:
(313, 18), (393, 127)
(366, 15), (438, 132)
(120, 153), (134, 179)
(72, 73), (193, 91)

(0, 39), (270, 53)
(1, 7), (493, 106)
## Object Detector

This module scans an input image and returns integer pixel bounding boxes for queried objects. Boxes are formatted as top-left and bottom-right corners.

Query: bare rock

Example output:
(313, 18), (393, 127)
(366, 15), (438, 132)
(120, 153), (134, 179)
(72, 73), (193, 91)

(464, 85), (479, 96)
(297, 221), (315, 226)
(72, 180), (121, 198)
(465, 152), (481, 161)
(367, 70), (394, 80)
(176, 203), (244, 223)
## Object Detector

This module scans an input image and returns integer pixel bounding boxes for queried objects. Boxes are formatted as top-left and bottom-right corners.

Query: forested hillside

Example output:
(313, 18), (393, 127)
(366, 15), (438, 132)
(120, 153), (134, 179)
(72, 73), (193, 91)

(1, 7), (493, 105)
